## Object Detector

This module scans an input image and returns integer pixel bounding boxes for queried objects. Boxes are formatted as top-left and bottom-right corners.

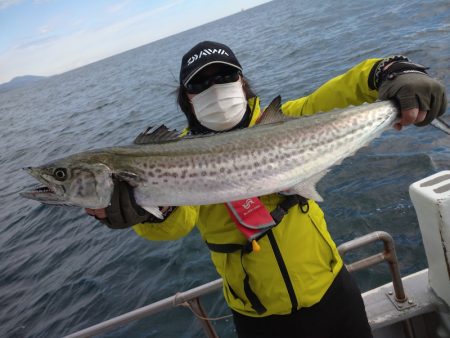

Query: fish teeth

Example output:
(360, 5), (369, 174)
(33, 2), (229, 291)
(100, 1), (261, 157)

(35, 186), (54, 193)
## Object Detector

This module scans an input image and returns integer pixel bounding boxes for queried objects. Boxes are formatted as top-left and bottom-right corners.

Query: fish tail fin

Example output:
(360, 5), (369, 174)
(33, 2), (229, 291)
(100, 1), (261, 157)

(431, 117), (450, 135)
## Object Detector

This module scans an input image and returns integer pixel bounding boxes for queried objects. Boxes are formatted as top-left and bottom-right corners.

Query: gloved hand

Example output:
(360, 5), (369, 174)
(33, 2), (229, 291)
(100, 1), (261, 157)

(86, 180), (171, 229)
(378, 61), (447, 128)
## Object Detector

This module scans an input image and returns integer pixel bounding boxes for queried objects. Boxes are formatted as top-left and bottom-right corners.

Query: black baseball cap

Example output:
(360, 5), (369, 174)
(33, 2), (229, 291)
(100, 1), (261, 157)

(179, 41), (243, 86)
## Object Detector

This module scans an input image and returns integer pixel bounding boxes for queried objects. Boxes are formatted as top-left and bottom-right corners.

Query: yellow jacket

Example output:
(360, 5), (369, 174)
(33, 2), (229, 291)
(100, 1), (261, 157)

(133, 58), (381, 317)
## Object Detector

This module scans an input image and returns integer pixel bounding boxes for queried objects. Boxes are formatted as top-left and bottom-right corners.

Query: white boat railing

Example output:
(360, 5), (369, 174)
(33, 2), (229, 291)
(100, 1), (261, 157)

(337, 231), (414, 338)
(64, 278), (223, 338)
(64, 230), (412, 338)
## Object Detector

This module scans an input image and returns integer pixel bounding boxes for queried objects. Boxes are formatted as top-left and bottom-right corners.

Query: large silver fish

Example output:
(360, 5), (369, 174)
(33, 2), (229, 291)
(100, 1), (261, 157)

(20, 99), (450, 218)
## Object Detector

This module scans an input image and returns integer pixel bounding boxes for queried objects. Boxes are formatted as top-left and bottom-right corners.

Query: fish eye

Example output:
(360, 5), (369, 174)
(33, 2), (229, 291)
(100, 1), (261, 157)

(53, 168), (67, 181)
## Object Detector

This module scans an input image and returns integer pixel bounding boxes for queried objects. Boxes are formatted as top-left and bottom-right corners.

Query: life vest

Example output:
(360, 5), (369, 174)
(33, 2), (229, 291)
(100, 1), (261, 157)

(207, 194), (310, 314)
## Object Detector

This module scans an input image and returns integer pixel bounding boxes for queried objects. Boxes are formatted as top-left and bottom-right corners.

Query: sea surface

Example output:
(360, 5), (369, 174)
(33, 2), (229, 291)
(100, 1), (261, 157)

(1, 0), (449, 337)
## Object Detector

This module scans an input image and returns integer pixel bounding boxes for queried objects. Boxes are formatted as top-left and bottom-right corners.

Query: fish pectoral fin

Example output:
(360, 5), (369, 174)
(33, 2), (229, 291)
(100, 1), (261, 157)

(114, 171), (142, 187)
(132, 190), (163, 219)
(284, 171), (328, 202)
(141, 206), (164, 219)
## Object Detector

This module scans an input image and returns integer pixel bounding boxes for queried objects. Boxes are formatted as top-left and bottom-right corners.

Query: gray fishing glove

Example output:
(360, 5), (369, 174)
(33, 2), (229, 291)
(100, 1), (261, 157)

(98, 180), (173, 229)
(377, 60), (447, 126)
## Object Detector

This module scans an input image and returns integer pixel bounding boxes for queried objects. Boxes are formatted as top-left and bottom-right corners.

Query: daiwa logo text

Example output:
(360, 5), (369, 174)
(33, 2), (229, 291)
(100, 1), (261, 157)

(187, 49), (229, 65)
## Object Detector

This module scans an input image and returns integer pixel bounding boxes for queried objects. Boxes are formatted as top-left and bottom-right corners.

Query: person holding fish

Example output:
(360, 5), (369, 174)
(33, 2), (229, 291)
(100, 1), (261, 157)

(85, 41), (447, 338)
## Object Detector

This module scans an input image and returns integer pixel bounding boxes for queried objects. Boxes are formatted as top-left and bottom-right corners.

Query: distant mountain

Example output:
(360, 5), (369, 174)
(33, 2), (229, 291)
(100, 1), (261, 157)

(0, 75), (47, 93)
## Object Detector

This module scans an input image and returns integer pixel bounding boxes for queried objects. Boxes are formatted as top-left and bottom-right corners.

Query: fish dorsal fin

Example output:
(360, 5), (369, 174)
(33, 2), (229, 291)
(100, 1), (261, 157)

(133, 125), (180, 145)
(257, 95), (292, 125)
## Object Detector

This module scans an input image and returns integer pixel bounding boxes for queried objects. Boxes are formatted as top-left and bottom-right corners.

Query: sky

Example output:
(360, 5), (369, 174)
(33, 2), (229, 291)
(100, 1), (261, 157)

(0, 0), (271, 84)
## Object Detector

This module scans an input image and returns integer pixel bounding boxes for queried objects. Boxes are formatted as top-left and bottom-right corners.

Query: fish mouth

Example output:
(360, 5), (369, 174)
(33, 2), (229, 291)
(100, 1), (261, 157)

(20, 185), (69, 205)
(20, 168), (70, 205)
(34, 186), (56, 194)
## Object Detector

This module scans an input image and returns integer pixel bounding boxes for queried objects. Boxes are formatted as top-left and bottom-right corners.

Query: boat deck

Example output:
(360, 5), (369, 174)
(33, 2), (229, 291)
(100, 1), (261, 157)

(367, 269), (449, 338)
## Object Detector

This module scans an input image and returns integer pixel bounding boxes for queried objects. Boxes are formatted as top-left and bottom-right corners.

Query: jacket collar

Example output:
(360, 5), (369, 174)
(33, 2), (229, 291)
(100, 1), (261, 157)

(247, 96), (261, 127)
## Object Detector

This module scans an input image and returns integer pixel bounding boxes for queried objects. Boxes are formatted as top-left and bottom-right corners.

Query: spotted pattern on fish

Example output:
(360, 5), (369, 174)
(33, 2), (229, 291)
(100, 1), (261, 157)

(22, 101), (407, 212)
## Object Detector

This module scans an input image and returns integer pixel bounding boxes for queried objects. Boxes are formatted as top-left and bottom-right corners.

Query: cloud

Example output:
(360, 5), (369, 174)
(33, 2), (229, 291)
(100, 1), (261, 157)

(13, 34), (59, 50)
(1, 0), (266, 83)
(38, 25), (51, 34)
(0, 0), (21, 10)
(0, 0), (187, 82)
(33, 0), (53, 4)
(106, 0), (131, 14)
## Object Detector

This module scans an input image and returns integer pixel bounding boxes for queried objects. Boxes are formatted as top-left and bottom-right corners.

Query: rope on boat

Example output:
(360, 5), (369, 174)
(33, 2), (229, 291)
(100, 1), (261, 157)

(173, 292), (233, 321)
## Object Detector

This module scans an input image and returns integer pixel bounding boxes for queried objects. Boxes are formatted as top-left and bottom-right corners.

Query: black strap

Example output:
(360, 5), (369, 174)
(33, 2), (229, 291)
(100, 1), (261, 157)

(267, 230), (298, 313)
(241, 251), (267, 314)
(368, 55), (410, 90)
(380, 61), (428, 84)
(271, 194), (309, 224)
(206, 242), (252, 253)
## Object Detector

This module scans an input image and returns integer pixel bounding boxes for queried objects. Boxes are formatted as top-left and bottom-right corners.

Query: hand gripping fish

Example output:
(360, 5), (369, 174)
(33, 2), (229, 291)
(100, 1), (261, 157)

(20, 98), (450, 219)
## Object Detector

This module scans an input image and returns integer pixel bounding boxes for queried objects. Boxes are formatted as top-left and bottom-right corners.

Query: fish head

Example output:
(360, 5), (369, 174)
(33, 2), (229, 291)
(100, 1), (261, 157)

(21, 158), (114, 209)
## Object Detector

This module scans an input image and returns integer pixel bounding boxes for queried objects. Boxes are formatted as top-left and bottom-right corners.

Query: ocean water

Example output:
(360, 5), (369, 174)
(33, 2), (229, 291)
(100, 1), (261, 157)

(1, 0), (449, 337)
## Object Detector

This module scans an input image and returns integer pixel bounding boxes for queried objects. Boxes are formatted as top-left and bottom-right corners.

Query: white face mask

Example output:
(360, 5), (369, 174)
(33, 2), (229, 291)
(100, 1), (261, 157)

(190, 81), (247, 131)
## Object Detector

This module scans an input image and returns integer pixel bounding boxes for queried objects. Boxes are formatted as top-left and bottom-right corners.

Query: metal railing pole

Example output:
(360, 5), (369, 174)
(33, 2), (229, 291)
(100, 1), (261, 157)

(63, 279), (223, 338)
(337, 230), (414, 338)
(337, 231), (406, 301)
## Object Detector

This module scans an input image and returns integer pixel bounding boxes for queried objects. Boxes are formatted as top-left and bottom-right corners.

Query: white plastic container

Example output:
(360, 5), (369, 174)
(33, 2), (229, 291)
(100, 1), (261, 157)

(410, 171), (450, 306)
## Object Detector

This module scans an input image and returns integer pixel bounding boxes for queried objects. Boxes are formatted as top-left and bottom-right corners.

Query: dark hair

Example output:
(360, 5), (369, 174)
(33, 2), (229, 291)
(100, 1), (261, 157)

(176, 76), (256, 134)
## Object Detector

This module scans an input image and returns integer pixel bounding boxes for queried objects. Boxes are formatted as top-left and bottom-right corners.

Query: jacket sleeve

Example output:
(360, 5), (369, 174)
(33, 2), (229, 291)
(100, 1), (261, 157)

(132, 205), (199, 241)
(281, 58), (382, 117)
